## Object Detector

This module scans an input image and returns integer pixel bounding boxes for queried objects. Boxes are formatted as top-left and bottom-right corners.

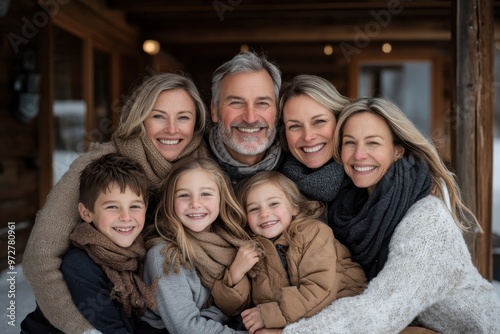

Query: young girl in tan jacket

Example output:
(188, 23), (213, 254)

(211, 171), (367, 334)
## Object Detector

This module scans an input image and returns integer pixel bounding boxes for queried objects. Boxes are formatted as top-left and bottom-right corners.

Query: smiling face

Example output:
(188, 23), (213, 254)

(211, 70), (277, 166)
(173, 168), (221, 233)
(341, 111), (404, 194)
(78, 184), (146, 248)
(245, 183), (298, 239)
(143, 89), (196, 161)
(283, 94), (337, 169)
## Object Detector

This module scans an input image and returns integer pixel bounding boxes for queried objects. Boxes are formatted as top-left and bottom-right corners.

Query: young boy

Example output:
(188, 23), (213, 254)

(21, 153), (158, 334)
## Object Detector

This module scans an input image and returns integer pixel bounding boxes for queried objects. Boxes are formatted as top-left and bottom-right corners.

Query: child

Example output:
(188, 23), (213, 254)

(215, 171), (367, 334)
(141, 157), (258, 334)
(21, 153), (158, 334)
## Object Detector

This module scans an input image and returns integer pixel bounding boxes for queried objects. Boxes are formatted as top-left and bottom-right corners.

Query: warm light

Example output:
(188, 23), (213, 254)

(143, 40), (160, 55)
(324, 44), (334, 56)
(382, 42), (392, 54)
(496, 41), (500, 50)
(240, 44), (250, 52)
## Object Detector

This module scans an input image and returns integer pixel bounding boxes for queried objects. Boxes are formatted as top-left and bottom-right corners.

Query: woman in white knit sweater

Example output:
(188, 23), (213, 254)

(283, 97), (500, 334)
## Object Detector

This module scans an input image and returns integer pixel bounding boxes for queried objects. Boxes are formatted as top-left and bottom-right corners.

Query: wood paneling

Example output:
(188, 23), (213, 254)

(0, 0), (40, 271)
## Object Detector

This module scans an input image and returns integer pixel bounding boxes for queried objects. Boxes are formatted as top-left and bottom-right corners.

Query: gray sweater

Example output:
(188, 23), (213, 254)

(283, 196), (500, 334)
(142, 243), (248, 334)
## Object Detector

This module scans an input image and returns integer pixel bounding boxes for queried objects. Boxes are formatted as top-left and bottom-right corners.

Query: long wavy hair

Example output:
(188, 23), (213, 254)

(237, 171), (325, 245)
(114, 72), (207, 140)
(333, 97), (480, 232)
(145, 158), (249, 269)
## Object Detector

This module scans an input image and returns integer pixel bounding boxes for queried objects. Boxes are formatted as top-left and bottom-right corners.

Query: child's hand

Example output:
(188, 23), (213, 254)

(241, 306), (264, 334)
(229, 243), (260, 284)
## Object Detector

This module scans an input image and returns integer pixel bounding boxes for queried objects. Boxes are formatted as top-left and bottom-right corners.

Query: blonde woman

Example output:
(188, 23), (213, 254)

(23, 73), (210, 334)
(279, 74), (350, 202)
(283, 97), (500, 334)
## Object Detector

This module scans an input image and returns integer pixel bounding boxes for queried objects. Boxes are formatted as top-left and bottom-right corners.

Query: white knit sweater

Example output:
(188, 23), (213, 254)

(283, 196), (500, 334)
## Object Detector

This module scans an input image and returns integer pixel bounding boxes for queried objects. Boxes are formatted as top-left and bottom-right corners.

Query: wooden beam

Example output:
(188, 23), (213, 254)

(452, 0), (494, 279)
(148, 23), (451, 43)
(107, 1), (452, 12)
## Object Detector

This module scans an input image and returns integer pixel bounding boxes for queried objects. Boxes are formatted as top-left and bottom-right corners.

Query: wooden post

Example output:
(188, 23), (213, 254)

(452, 0), (494, 279)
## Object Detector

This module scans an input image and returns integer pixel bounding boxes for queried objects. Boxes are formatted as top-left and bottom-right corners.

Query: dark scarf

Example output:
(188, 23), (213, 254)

(328, 156), (432, 281)
(70, 223), (157, 317)
(281, 155), (345, 202)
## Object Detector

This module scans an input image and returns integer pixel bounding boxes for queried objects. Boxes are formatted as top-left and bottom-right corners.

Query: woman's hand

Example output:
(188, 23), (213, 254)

(228, 243), (260, 284)
(242, 306), (265, 334)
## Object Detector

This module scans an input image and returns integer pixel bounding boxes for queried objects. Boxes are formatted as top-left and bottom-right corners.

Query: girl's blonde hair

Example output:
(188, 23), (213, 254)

(146, 158), (248, 268)
(237, 171), (325, 244)
(333, 97), (480, 232)
(114, 73), (207, 140)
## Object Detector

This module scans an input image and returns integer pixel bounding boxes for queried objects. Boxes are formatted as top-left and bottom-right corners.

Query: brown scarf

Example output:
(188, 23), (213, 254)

(112, 132), (209, 191)
(161, 225), (263, 290)
(70, 223), (157, 317)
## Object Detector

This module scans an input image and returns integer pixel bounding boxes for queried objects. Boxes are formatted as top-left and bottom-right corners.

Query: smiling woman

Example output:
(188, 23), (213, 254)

(282, 97), (500, 334)
(340, 111), (404, 194)
(21, 73), (210, 334)
(143, 89), (197, 161)
(279, 74), (350, 202)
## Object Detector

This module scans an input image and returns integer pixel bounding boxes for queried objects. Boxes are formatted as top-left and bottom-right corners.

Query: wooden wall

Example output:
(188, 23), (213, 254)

(0, 0), (41, 269)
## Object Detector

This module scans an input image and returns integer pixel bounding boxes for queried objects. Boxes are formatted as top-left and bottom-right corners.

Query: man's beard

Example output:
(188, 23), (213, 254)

(217, 122), (277, 156)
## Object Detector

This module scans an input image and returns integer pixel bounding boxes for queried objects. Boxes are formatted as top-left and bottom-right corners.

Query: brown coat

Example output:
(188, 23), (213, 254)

(212, 219), (366, 328)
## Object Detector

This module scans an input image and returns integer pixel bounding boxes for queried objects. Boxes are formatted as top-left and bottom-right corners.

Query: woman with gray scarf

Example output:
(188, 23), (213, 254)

(279, 74), (349, 203)
(283, 97), (500, 334)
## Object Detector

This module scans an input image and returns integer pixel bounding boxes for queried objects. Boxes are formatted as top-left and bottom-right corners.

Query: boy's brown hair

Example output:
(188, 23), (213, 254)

(79, 153), (149, 212)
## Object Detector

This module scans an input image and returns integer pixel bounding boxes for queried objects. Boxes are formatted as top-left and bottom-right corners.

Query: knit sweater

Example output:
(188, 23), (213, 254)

(283, 196), (500, 334)
(23, 139), (208, 334)
(141, 243), (248, 334)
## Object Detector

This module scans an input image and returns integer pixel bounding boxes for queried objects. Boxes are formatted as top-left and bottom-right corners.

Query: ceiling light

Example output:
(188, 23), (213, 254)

(143, 40), (160, 55)
(382, 43), (392, 54)
(324, 44), (333, 56)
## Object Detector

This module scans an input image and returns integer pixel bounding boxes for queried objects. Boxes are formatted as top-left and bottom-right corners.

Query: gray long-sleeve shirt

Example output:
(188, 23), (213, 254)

(141, 242), (248, 334)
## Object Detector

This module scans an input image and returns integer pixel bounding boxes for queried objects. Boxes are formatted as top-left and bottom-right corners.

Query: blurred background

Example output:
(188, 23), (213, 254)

(0, 1), (499, 332)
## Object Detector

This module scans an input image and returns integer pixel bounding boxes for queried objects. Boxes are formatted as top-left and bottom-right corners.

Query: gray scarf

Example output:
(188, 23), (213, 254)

(209, 126), (282, 180)
(281, 155), (345, 202)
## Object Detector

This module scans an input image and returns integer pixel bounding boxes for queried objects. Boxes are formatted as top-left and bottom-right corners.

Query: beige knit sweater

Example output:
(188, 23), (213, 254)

(23, 135), (208, 333)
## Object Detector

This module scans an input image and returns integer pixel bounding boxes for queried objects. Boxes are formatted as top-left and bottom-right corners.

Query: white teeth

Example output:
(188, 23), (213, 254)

(114, 227), (133, 232)
(260, 221), (277, 228)
(159, 139), (180, 145)
(303, 144), (324, 153)
(238, 127), (260, 133)
(188, 213), (207, 218)
(354, 166), (376, 172)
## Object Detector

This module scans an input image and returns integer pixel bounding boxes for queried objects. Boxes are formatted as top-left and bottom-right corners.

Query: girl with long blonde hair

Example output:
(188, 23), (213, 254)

(142, 157), (257, 334)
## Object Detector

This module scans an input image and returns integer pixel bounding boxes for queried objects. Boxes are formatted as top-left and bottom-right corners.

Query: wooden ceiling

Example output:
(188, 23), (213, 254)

(103, 0), (499, 94)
